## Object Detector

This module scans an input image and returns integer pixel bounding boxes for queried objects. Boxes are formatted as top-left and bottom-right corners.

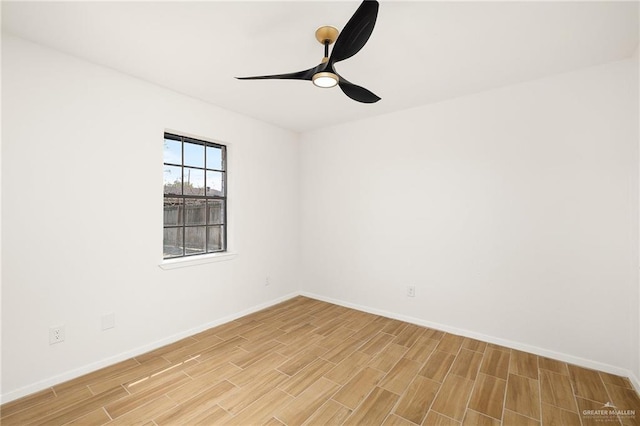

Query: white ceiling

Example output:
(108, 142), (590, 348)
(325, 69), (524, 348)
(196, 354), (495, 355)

(2, 1), (638, 132)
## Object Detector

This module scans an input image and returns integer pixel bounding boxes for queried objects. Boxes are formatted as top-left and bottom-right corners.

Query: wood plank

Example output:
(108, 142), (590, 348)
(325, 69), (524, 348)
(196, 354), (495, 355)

(462, 410), (500, 426)
(404, 336), (439, 363)
(166, 369), (238, 405)
(393, 375), (440, 425)
(379, 357), (422, 395)
(134, 337), (198, 363)
(423, 410), (462, 425)
(538, 357), (569, 376)
(192, 335), (249, 363)
(332, 367), (385, 409)
(223, 388), (293, 426)
(237, 323), (284, 346)
(219, 369), (288, 415)
(89, 356), (174, 395)
(349, 321), (386, 341)
(461, 338), (487, 353)
(275, 377), (340, 426)
(321, 336), (367, 364)
(467, 373), (507, 420)
(155, 380), (237, 425)
(419, 350), (456, 382)
(278, 358), (336, 397)
(600, 371), (634, 389)
(509, 350), (538, 380)
(182, 359), (243, 382)
(64, 407), (112, 425)
(33, 386), (128, 425)
(275, 324), (319, 345)
(449, 349), (483, 380)
(382, 414), (417, 426)
(302, 399), (351, 425)
(568, 365), (610, 403)
(226, 352), (288, 387)
(358, 332), (395, 356)
(368, 343), (409, 373)
(189, 404), (231, 425)
(230, 339), (285, 369)
(575, 397), (620, 426)
(504, 373), (540, 420)
(377, 318), (408, 336)
(343, 387), (399, 426)
(423, 328), (446, 341)
(430, 374), (475, 421)
(323, 350), (372, 385)
(1, 386), (95, 425)
(392, 324), (426, 347)
(105, 369), (191, 419)
(107, 395), (176, 426)
(540, 369), (578, 412)
(0, 387), (56, 419)
(276, 344), (327, 376)
(603, 382), (640, 422)
(541, 403), (581, 426)
(53, 358), (139, 394)
(436, 334), (464, 355)
(479, 347), (510, 380)
(502, 409), (540, 426)
(317, 327), (357, 350)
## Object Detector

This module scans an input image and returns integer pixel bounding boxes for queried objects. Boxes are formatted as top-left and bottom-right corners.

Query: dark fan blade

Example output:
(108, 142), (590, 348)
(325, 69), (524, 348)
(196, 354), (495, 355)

(330, 0), (379, 64)
(235, 66), (318, 81)
(338, 75), (380, 103)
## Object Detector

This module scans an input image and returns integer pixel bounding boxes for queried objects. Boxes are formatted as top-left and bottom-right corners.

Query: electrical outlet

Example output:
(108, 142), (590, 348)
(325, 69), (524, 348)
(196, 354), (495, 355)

(265, 276), (271, 286)
(49, 325), (65, 344)
(407, 285), (416, 298)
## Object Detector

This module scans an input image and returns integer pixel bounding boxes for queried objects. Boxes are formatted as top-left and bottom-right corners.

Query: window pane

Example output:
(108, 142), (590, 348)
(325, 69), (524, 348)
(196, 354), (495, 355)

(185, 199), (206, 226)
(185, 226), (206, 255)
(206, 146), (223, 170)
(207, 200), (224, 225)
(164, 198), (183, 226)
(183, 168), (205, 196)
(164, 138), (182, 165)
(164, 166), (182, 195)
(207, 226), (224, 252)
(184, 142), (204, 168)
(163, 227), (183, 258)
(206, 171), (224, 196)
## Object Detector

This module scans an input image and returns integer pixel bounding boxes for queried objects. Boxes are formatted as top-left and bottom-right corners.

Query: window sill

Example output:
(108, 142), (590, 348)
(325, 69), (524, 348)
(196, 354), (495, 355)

(159, 252), (237, 270)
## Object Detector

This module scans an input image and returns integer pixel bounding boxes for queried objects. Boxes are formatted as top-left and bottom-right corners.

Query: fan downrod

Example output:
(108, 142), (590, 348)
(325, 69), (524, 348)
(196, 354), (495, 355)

(315, 26), (339, 45)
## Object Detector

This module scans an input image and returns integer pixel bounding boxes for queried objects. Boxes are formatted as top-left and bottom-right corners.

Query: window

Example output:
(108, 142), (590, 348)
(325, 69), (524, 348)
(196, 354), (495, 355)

(163, 132), (226, 259)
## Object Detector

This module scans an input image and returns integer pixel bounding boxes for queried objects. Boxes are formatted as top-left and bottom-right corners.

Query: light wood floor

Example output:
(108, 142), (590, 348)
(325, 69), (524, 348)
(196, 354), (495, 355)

(2, 296), (639, 425)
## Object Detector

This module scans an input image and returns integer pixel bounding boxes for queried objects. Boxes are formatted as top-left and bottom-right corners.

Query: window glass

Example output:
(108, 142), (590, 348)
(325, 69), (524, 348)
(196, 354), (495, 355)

(163, 133), (227, 258)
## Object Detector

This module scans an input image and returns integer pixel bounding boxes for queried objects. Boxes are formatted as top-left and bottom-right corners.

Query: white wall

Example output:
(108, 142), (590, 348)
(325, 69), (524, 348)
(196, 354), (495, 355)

(300, 57), (639, 381)
(1, 35), (300, 401)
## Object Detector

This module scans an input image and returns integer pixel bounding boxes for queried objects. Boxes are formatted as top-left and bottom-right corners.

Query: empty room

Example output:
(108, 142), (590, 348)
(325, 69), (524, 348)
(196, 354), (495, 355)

(1, 0), (639, 425)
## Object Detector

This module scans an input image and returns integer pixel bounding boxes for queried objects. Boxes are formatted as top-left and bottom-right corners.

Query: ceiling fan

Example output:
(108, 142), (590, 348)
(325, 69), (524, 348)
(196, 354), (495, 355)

(236, 0), (381, 104)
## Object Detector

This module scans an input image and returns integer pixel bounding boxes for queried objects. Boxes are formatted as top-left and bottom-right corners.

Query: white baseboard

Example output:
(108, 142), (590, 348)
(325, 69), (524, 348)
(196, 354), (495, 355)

(0, 292), (299, 404)
(629, 372), (640, 394)
(300, 291), (640, 394)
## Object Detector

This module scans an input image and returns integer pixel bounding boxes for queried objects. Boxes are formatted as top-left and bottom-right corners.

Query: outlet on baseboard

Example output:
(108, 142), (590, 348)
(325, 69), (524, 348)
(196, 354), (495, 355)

(49, 325), (65, 344)
(407, 285), (416, 298)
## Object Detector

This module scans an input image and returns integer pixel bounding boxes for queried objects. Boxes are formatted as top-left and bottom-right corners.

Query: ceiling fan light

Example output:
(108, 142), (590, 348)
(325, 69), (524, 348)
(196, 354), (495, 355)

(312, 72), (339, 88)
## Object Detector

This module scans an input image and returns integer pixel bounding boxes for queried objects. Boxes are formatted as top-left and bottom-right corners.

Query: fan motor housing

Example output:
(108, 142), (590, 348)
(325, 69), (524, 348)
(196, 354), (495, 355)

(315, 26), (339, 45)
